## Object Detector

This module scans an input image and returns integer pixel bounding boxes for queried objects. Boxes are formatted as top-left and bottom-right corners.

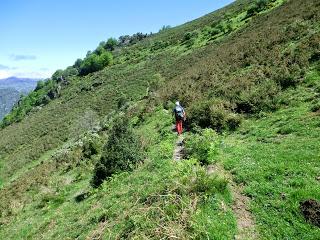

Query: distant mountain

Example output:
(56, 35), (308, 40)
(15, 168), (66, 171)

(0, 88), (20, 120)
(0, 77), (39, 94)
(0, 77), (39, 120)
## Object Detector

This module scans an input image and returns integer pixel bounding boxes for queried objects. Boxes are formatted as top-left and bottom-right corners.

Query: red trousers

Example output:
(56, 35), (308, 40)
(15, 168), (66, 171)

(176, 120), (183, 135)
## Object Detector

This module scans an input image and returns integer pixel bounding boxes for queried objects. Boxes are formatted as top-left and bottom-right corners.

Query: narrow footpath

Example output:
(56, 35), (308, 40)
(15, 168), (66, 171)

(171, 134), (258, 239)
(207, 164), (259, 240)
(173, 135), (184, 161)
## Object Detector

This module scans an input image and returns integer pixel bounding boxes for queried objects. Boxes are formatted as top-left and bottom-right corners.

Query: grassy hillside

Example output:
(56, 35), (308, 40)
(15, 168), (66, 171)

(0, 0), (319, 239)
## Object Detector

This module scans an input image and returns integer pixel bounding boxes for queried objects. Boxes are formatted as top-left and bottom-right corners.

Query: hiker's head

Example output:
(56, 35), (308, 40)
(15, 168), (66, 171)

(175, 101), (180, 106)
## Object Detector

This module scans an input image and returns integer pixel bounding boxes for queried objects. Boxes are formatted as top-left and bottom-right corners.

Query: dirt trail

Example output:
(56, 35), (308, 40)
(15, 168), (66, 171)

(173, 135), (185, 161)
(172, 135), (258, 239)
(207, 164), (259, 240)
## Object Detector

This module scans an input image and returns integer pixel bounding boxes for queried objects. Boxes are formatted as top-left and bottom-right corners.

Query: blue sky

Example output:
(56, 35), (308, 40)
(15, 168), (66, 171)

(0, 0), (234, 79)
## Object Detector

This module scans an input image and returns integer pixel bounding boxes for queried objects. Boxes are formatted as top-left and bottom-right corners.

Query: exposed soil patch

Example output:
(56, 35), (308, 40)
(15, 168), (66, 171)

(207, 164), (259, 240)
(300, 199), (320, 227)
(173, 135), (185, 161)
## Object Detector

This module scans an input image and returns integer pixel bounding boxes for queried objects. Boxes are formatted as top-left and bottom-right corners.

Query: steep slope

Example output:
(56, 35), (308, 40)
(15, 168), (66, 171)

(0, 0), (319, 239)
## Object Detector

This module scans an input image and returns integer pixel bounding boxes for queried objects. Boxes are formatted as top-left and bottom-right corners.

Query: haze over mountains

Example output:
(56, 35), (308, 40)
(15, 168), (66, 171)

(0, 77), (38, 120)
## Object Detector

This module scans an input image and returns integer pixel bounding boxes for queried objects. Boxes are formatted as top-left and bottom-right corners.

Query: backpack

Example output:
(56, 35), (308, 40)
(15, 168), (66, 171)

(175, 106), (184, 120)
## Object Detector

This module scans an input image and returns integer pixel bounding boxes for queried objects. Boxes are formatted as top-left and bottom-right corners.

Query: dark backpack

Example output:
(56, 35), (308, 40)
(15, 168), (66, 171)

(175, 106), (184, 120)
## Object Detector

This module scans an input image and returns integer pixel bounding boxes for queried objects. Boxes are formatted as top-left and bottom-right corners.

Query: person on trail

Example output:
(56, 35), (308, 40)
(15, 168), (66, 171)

(173, 101), (186, 135)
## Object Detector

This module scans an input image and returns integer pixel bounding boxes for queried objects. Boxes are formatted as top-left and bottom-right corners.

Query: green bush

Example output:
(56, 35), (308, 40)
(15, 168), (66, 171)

(52, 69), (64, 81)
(209, 27), (222, 37)
(151, 40), (170, 51)
(185, 129), (220, 165)
(246, 0), (270, 18)
(82, 134), (101, 159)
(216, 21), (233, 34)
(63, 66), (79, 78)
(91, 116), (143, 187)
(34, 80), (46, 91)
(235, 79), (280, 113)
(182, 31), (199, 47)
(190, 168), (228, 194)
(104, 38), (118, 51)
(188, 100), (240, 132)
(79, 51), (113, 76)
(226, 113), (242, 131)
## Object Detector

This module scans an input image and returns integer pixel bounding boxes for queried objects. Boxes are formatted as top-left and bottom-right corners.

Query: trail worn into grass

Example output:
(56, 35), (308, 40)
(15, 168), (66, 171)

(173, 135), (185, 161)
(207, 164), (259, 240)
(173, 136), (258, 238)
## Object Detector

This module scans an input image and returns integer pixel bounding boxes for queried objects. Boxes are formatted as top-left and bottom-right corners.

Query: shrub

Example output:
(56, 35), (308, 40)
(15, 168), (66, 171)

(34, 80), (46, 91)
(73, 58), (83, 70)
(183, 31), (199, 47)
(188, 100), (240, 132)
(91, 116), (143, 187)
(226, 113), (242, 131)
(129, 32), (148, 45)
(82, 134), (101, 159)
(246, 0), (269, 18)
(216, 21), (233, 34)
(188, 100), (218, 130)
(52, 69), (64, 81)
(105, 38), (118, 51)
(210, 27), (222, 37)
(79, 51), (113, 76)
(151, 41), (170, 51)
(190, 168), (228, 194)
(235, 79), (280, 113)
(274, 66), (301, 89)
(63, 66), (79, 78)
(185, 129), (220, 165)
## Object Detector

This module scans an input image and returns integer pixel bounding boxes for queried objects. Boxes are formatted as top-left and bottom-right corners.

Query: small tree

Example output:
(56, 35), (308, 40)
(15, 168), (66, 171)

(118, 35), (131, 46)
(63, 66), (79, 78)
(159, 25), (171, 33)
(105, 38), (118, 51)
(91, 116), (143, 187)
(246, 0), (269, 18)
(79, 50), (113, 76)
(52, 69), (64, 81)
(99, 51), (113, 66)
(79, 54), (100, 75)
(74, 58), (83, 70)
(35, 80), (45, 91)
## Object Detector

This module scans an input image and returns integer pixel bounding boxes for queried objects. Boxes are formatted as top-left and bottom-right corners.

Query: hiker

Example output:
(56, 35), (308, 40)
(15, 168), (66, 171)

(173, 101), (186, 135)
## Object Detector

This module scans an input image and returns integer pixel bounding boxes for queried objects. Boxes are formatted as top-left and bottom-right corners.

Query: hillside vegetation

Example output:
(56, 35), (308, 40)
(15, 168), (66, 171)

(0, 0), (319, 239)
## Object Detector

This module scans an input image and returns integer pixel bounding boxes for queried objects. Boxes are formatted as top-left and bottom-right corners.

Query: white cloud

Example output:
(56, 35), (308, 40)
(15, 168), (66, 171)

(9, 54), (37, 61)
